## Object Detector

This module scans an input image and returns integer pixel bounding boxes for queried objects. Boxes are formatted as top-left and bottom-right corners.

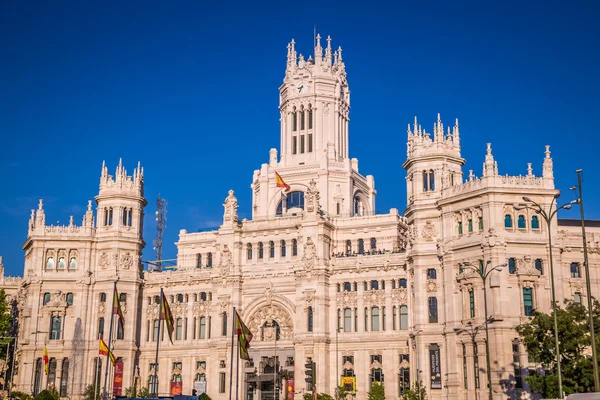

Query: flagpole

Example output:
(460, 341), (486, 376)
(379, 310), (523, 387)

(153, 288), (164, 399)
(229, 307), (236, 400)
(103, 282), (117, 400)
(235, 339), (240, 400)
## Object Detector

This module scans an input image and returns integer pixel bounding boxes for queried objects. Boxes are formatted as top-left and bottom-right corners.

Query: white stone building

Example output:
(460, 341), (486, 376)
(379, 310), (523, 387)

(10, 35), (600, 400)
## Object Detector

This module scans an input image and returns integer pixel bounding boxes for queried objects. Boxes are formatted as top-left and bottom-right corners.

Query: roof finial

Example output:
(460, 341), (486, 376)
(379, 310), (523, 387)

(337, 46), (343, 62)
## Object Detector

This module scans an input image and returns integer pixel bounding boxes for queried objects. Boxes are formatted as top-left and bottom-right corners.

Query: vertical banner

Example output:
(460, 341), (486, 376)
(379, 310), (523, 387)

(429, 344), (442, 389)
(171, 381), (183, 395)
(286, 378), (294, 400)
(113, 361), (124, 397)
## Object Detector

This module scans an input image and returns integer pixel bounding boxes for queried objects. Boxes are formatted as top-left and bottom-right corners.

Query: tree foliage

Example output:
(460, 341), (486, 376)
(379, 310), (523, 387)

(401, 382), (426, 400)
(33, 389), (59, 400)
(125, 386), (151, 398)
(198, 393), (211, 400)
(334, 385), (347, 400)
(12, 391), (33, 400)
(368, 382), (385, 400)
(82, 384), (101, 400)
(516, 299), (600, 397)
(303, 393), (333, 400)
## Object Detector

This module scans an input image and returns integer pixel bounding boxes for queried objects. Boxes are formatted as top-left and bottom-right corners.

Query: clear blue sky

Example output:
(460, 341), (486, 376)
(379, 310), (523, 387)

(1, 1), (599, 276)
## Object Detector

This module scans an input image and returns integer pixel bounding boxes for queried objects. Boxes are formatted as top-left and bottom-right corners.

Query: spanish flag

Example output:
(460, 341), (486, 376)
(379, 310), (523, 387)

(160, 294), (175, 344)
(113, 289), (125, 329)
(234, 310), (253, 361)
(99, 338), (115, 365)
(43, 345), (49, 375)
(275, 172), (290, 191)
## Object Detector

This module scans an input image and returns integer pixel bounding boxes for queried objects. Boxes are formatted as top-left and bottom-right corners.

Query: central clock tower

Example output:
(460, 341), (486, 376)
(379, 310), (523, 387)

(278, 34), (350, 166)
(250, 35), (376, 218)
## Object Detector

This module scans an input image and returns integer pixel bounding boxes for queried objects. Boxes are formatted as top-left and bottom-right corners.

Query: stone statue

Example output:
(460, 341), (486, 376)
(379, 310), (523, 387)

(223, 190), (239, 223)
(302, 237), (317, 270)
(219, 245), (233, 276)
(305, 180), (320, 213)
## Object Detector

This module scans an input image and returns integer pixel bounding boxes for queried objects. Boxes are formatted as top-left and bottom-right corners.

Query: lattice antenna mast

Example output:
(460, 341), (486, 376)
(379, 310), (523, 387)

(153, 194), (167, 271)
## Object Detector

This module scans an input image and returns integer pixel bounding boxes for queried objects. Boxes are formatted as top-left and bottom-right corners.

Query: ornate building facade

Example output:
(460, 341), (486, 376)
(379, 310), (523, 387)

(8, 35), (600, 400)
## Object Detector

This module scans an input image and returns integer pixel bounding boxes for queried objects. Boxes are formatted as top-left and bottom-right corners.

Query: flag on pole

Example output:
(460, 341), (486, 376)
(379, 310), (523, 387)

(161, 294), (175, 344)
(113, 288), (125, 328)
(99, 338), (116, 365)
(234, 310), (253, 360)
(275, 172), (290, 191)
(43, 345), (49, 375)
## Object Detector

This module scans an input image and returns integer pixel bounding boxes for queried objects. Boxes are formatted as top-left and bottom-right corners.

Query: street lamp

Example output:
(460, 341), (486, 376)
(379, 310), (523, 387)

(570, 169), (600, 392)
(518, 193), (575, 398)
(459, 261), (505, 400)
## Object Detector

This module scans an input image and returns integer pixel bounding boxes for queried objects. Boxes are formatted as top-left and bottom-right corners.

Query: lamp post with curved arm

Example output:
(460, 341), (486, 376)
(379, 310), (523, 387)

(519, 194), (575, 399)
(459, 261), (506, 400)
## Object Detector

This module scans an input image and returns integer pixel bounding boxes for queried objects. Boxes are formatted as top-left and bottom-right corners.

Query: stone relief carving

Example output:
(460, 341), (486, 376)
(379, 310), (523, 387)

(363, 290), (385, 307)
(121, 252), (133, 270)
(247, 303), (294, 340)
(219, 244), (233, 276)
(192, 301), (212, 316)
(223, 190), (239, 223)
(426, 279), (437, 292)
(303, 290), (315, 309)
(422, 221), (436, 240)
(390, 288), (408, 305)
(517, 256), (541, 276)
(337, 291), (357, 308)
(45, 291), (67, 307)
(302, 237), (317, 270)
(99, 251), (109, 269)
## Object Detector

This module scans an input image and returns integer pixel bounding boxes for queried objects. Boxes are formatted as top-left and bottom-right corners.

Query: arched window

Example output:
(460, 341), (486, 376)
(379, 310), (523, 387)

(468, 219), (473, 233)
(478, 217), (484, 230)
(122, 207), (127, 225)
(346, 240), (352, 255)
(307, 306), (313, 332)
(292, 112), (297, 132)
(504, 215), (513, 228)
(258, 242), (264, 259)
(429, 170), (435, 191)
(127, 208), (133, 226)
(370, 238), (377, 251)
(458, 221), (463, 235)
(46, 257), (55, 269)
(400, 305), (408, 330)
(300, 110), (305, 130)
(196, 254), (202, 268)
(358, 239), (365, 254)
(371, 307), (380, 331)
(469, 290), (475, 318)
(269, 241), (275, 258)
(508, 258), (517, 274)
(423, 171), (428, 192)
(535, 259), (543, 274)
(117, 319), (124, 340)
(58, 257), (65, 269)
(354, 196), (362, 216)
(287, 191), (305, 210)
(104, 208), (109, 226)
(308, 109), (313, 129)
(207, 253), (212, 268)
(292, 239), (298, 256)
(66, 293), (74, 306)
(69, 257), (77, 269)
(518, 215), (526, 229)
(246, 244), (252, 260)
(428, 297), (438, 323)
(48, 358), (57, 388)
(108, 208), (113, 225)
(199, 316), (207, 339)
(531, 216), (540, 229)
(97, 317), (104, 339)
(281, 240), (286, 257)
(60, 358), (69, 396)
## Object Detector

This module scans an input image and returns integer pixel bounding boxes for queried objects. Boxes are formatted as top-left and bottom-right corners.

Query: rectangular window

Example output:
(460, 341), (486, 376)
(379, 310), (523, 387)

(364, 308), (368, 331)
(382, 306), (386, 331)
(371, 307), (379, 331)
(570, 263), (581, 278)
(301, 112), (305, 130)
(354, 308), (358, 332)
(469, 290), (475, 318)
(307, 307), (313, 332)
(308, 134), (313, 152)
(398, 354), (410, 395)
(308, 110), (313, 129)
(478, 217), (483, 230)
(399, 279), (407, 288)
(176, 318), (183, 340)
(513, 341), (522, 388)
(292, 137), (297, 154)
(200, 316), (206, 339)
(392, 306), (397, 330)
(152, 320), (159, 342)
(50, 316), (62, 340)
(428, 297), (438, 323)
(400, 305), (408, 330)
(193, 318), (197, 339)
(468, 219), (473, 232)
(523, 288), (533, 316)
(300, 135), (305, 153)
(219, 372), (226, 393)
(222, 312), (228, 336)
(344, 308), (351, 332)
(292, 113), (297, 131)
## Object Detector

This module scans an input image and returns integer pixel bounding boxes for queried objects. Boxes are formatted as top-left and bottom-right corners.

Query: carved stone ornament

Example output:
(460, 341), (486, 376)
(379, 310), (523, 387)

(399, 359), (410, 370)
(193, 301), (211, 316)
(219, 297), (230, 315)
(219, 244), (233, 276)
(302, 237), (317, 270)
(223, 190), (239, 224)
(363, 290), (385, 307)
(303, 290), (315, 309)
(517, 256), (541, 277)
(323, 103), (330, 115)
(426, 279), (437, 292)
(369, 360), (383, 370)
(265, 282), (274, 306)
(146, 304), (159, 317)
(46, 291), (67, 307)
(305, 180), (320, 213)
(195, 364), (206, 374)
(173, 303), (187, 318)
(99, 251), (109, 269)
(342, 360), (354, 370)
(248, 303), (294, 340)
(121, 252), (133, 270)
(336, 291), (357, 308)
(58, 249), (67, 259)
(390, 288), (408, 305)
(422, 221), (436, 240)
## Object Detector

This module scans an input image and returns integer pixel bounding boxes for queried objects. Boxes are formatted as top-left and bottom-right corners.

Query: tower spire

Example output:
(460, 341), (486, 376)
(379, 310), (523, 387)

(483, 143), (497, 177)
(314, 33), (323, 63)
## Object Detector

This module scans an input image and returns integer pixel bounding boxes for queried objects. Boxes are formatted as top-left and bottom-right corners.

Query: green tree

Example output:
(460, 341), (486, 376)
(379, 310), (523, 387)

(198, 393), (211, 400)
(368, 382), (385, 400)
(401, 382), (426, 400)
(334, 385), (347, 400)
(516, 299), (600, 397)
(11, 391), (33, 400)
(125, 386), (151, 398)
(137, 387), (151, 398)
(303, 393), (333, 400)
(82, 384), (101, 400)
(33, 388), (59, 400)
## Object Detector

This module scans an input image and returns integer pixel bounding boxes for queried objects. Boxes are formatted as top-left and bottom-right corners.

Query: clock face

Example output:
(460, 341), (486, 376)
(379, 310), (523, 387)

(296, 81), (309, 94)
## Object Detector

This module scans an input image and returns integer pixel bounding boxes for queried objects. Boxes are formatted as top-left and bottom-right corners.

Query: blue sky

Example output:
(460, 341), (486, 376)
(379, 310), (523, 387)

(1, 1), (599, 276)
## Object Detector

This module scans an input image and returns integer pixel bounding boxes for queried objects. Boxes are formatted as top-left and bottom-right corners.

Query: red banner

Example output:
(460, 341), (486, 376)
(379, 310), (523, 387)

(171, 381), (183, 395)
(113, 361), (123, 397)
(286, 378), (294, 400)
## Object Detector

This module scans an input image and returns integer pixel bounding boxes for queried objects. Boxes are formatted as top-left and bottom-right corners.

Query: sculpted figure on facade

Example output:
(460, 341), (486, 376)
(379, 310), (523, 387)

(302, 237), (317, 270)
(305, 180), (320, 213)
(223, 190), (239, 223)
(121, 252), (133, 270)
(219, 244), (233, 276)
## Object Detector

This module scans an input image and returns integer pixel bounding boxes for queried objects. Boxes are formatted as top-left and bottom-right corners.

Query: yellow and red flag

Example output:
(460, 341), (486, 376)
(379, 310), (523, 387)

(43, 345), (49, 375)
(234, 310), (253, 360)
(113, 289), (125, 329)
(275, 172), (290, 191)
(99, 338), (115, 365)
(160, 294), (175, 344)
